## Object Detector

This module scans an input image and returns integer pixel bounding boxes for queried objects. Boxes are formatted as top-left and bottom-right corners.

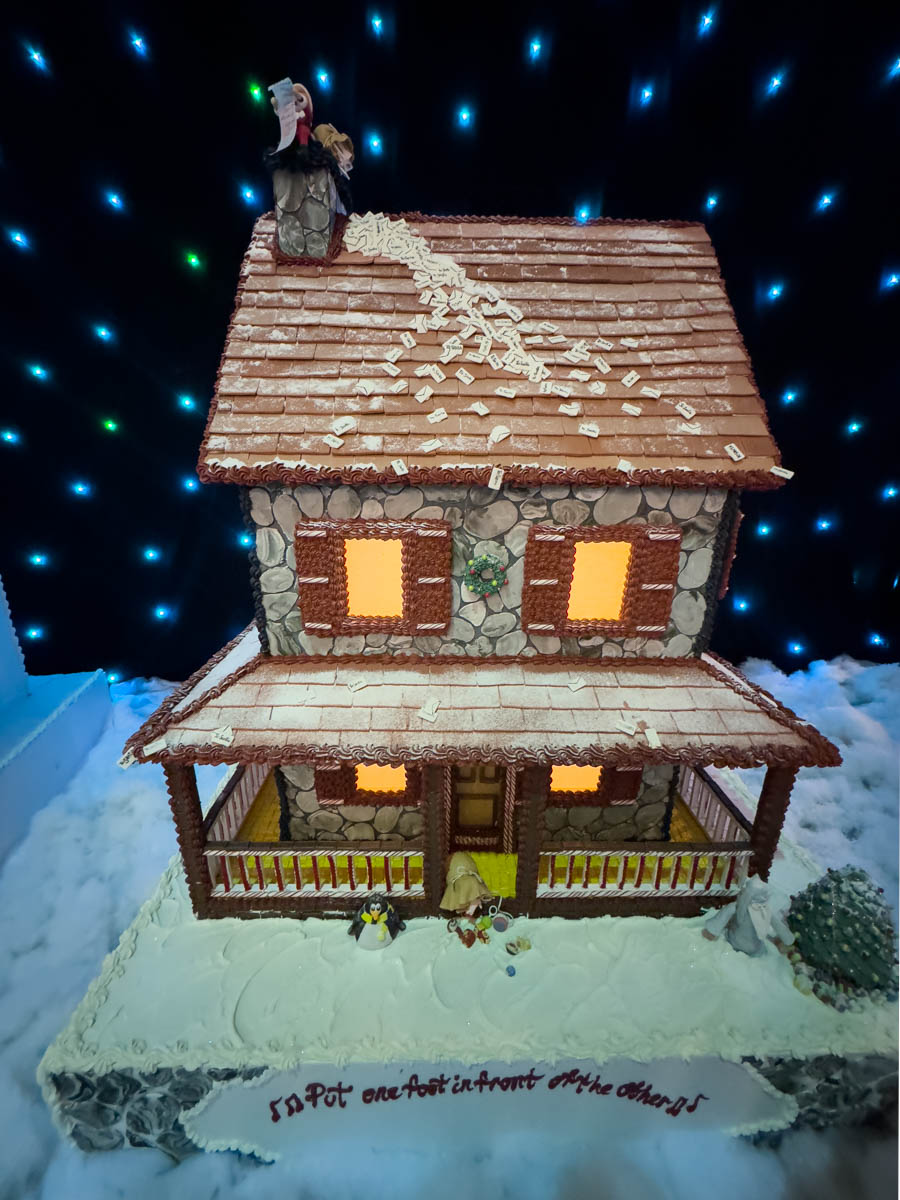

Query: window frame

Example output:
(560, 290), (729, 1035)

(315, 762), (419, 807)
(544, 765), (642, 808)
(294, 518), (451, 638)
(521, 522), (682, 639)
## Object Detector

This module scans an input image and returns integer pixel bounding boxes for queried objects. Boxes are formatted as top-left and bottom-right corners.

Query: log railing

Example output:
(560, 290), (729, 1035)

(203, 840), (425, 899)
(678, 765), (752, 843)
(538, 842), (750, 898)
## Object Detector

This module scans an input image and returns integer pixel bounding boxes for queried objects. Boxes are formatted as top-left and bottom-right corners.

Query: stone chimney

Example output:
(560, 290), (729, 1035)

(265, 79), (353, 259)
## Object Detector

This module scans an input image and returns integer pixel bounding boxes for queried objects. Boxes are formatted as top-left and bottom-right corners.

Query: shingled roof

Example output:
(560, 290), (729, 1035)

(126, 637), (839, 771)
(199, 213), (787, 490)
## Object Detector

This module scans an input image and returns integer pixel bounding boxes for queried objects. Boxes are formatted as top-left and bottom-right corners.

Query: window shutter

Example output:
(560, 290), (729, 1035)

(627, 524), (682, 636)
(405, 521), (452, 634)
(521, 526), (574, 637)
(603, 767), (643, 806)
(294, 524), (343, 635)
(315, 764), (354, 806)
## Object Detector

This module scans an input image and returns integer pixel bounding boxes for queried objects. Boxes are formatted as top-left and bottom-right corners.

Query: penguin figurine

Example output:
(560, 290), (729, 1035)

(347, 894), (406, 951)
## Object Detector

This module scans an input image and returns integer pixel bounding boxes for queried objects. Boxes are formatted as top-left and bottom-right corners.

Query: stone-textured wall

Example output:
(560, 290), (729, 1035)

(272, 166), (336, 257)
(250, 483), (729, 659)
(278, 765), (424, 843)
(542, 765), (675, 843)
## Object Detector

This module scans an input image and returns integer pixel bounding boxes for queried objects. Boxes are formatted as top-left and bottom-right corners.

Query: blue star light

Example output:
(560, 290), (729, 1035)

(868, 632), (887, 647)
(71, 481), (92, 496)
(882, 271), (899, 290)
(846, 420), (863, 435)
(29, 364), (48, 380)
(576, 206), (591, 224)
(25, 626), (44, 640)
(178, 394), (197, 411)
(882, 484), (898, 500)
(129, 31), (147, 56)
(143, 547), (161, 562)
(457, 107), (473, 127)
(367, 132), (383, 154)
(28, 553), (48, 567)
(640, 84), (654, 106)
(705, 193), (718, 211)
(316, 68), (330, 89)
(26, 45), (47, 71)
(240, 185), (256, 205)
(787, 641), (805, 655)
(238, 532), (253, 547)
(815, 517), (833, 532)
(153, 605), (171, 621)
(698, 10), (715, 35)
(767, 73), (783, 95)
(183, 477), (199, 492)
(817, 192), (833, 211)
(94, 325), (113, 342)
(105, 191), (124, 210)
(756, 522), (772, 537)
(529, 39), (542, 62)
(733, 596), (750, 612)
(889, 57), (900, 79)
(106, 672), (121, 684)
(370, 13), (383, 35)
(2, 430), (20, 444)
(782, 389), (798, 405)
(8, 230), (29, 250)
(767, 282), (784, 301)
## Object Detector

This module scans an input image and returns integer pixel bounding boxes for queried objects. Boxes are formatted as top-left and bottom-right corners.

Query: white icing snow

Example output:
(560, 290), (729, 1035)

(172, 625), (260, 716)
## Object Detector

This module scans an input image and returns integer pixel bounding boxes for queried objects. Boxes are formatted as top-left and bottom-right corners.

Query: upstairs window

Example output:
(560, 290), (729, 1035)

(316, 762), (415, 806)
(522, 523), (682, 639)
(294, 518), (451, 637)
(547, 764), (641, 807)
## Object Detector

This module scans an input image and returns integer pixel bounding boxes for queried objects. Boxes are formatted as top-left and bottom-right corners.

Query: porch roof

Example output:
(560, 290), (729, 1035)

(126, 632), (840, 771)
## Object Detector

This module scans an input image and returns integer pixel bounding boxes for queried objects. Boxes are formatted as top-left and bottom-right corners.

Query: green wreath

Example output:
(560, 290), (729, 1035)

(465, 553), (507, 597)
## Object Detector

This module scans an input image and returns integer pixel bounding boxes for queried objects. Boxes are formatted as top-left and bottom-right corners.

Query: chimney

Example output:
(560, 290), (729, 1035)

(265, 79), (354, 259)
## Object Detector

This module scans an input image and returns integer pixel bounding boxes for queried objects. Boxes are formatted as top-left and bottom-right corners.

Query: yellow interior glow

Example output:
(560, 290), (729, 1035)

(567, 540), (632, 621)
(345, 538), (403, 617)
(551, 765), (603, 793)
(356, 764), (406, 793)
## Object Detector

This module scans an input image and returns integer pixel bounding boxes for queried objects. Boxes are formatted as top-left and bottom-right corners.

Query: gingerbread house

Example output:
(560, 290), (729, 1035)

(124, 208), (840, 920)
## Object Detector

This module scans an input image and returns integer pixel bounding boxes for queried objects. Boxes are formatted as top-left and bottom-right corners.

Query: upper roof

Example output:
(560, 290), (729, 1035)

(126, 630), (839, 771)
(198, 213), (787, 490)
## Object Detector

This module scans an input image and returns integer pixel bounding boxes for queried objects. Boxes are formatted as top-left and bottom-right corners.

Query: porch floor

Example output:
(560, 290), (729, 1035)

(235, 772), (280, 841)
(668, 795), (710, 843)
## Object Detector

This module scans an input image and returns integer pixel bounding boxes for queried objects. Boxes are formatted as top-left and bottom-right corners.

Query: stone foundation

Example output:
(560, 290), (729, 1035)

(542, 764), (675, 842)
(278, 765), (423, 843)
(249, 483), (730, 659)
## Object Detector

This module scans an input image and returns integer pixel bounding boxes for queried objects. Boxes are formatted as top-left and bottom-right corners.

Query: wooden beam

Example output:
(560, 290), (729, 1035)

(163, 762), (211, 919)
(514, 765), (551, 914)
(749, 765), (798, 880)
(421, 765), (445, 915)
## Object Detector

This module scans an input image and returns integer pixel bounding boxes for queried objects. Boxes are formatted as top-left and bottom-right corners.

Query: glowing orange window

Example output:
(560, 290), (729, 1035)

(344, 538), (403, 617)
(567, 541), (632, 621)
(356, 764), (406, 793)
(550, 765), (603, 793)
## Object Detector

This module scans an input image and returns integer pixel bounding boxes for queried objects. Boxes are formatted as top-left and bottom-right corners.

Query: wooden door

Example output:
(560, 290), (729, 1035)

(451, 763), (506, 850)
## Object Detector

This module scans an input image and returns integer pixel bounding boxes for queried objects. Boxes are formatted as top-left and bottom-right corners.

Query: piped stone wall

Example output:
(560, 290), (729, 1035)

(542, 765), (675, 843)
(249, 483), (729, 658)
(277, 765), (424, 842)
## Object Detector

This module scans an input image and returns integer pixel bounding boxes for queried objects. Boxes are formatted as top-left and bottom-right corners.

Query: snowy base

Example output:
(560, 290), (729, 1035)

(38, 851), (898, 1160)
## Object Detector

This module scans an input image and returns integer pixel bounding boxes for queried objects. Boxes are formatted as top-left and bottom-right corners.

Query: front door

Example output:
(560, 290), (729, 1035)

(450, 763), (506, 851)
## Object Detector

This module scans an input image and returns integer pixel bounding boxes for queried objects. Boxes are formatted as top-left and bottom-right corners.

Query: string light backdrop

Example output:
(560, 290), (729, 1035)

(1, 1), (897, 681)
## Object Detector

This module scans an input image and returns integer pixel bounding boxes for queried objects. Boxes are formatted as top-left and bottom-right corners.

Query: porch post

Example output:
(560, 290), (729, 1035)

(163, 761), (211, 919)
(514, 765), (550, 914)
(421, 765), (445, 915)
(749, 764), (798, 880)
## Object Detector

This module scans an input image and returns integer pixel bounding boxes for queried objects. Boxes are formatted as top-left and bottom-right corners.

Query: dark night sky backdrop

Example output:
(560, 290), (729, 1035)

(2, 0), (898, 683)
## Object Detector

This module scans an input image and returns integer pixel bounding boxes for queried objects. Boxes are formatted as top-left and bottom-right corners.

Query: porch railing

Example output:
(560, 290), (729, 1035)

(537, 843), (751, 898)
(203, 762), (268, 841)
(678, 765), (752, 843)
(203, 840), (425, 899)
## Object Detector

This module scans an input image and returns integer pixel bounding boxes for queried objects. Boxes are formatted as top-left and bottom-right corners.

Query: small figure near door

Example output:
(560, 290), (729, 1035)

(440, 851), (494, 917)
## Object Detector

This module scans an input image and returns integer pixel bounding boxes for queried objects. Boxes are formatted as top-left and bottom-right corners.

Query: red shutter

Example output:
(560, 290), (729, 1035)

(404, 521), (452, 634)
(521, 526), (574, 636)
(294, 524), (343, 635)
(626, 524), (682, 636)
(603, 767), (643, 806)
